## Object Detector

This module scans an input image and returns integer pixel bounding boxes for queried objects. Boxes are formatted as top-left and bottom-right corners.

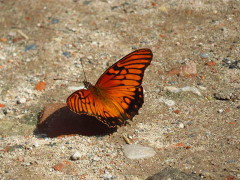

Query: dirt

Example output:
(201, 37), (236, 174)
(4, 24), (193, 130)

(0, 0), (239, 179)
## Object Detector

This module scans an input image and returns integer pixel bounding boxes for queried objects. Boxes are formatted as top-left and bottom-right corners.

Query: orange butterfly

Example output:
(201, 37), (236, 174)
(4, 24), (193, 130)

(67, 49), (153, 128)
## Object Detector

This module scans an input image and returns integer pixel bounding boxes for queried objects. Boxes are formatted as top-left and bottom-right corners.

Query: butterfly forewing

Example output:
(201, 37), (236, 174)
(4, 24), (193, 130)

(67, 49), (153, 128)
(96, 49), (152, 88)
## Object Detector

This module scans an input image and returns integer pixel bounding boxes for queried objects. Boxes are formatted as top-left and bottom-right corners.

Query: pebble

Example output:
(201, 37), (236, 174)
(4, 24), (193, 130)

(62, 51), (71, 57)
(68, 86), (84, 91)
(16, 97), (27, 104)
(101, 170), (113, 179)
(164, 86), (180, 93)
(179, 62), (197, 76)
(24, 44), (37, 51)
(178, 123), (184, 128)
(0, 54), (6, 60)
(70, 151), (81, 161)
(123, 144), (156, 159)
(33, 142), (39, 148)
(8, 31), (17, 37)
(146, 167), (201, 180)
(218, 109), (224, 113)
(181, 86), (202, 96)
(164, 86), (202, 96)
(214, 90), (240, 101)
(200, 53), (209, 59)
(159, 97), (175, 106)
(222, 58), (240, 69)
(229, 60), (240, 69)
(93, 156), (101, 161)
(51, 18), (59, 24)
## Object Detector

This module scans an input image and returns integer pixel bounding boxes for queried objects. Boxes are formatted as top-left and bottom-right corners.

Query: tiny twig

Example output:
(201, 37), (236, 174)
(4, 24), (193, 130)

(80, 58), (88, 82)
(53, 78), (79, 83)
(17, 30), (29, 40)
(122, 134), (132, 144)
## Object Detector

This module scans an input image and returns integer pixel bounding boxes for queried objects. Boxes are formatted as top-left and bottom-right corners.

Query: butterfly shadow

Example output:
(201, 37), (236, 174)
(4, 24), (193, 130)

(35, 105), (117, 138)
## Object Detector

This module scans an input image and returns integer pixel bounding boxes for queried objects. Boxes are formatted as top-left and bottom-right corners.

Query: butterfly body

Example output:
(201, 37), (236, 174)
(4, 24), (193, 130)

(67, 49), (153, 128)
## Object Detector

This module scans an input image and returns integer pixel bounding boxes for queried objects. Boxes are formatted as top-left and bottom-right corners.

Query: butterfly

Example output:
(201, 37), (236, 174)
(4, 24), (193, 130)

(67, 49), (153, 128)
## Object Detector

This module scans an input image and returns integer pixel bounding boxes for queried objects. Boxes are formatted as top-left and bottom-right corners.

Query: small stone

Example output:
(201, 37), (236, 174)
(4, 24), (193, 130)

(229, 60), (240, 69)
(51, 18), (59, 24)
(35, 81), (46, 91)
(8, 31), (17, 37)
(101, 170), (113, 179)
(146, 167), (201, 180)
(52, 161), (71, 171)
(205, 61), (216, 66)
(62, 51), (71, 57)
(159, 97), (175, 106)
(214, 90), (240, 101)
(93, 156), (101, 161)
(200, 53), (209, 59)
(21, 162), (31, 166)
(16, 156), (24, 162)
(33, 142), (39, 148)
(179, 62), (197, 77)
(68, 86), (84, 91)
(179, 123), (184, 128)
(91, 41), (98, 45)
(198, 86), (207, 91)
(24, 44), (37, 51)
(164, 86), (180, 93)
(70, 151), (81, 161)
(222, 58), (232, 66)
(16, 97), (27, 104)
(218, 109), (224, 113)
(168, 62), (197, 77)
(87, 55), (93, 59)
(181, 86), (202, 96)
(123, 144), (156, 159)
(175, 42), (180, 46)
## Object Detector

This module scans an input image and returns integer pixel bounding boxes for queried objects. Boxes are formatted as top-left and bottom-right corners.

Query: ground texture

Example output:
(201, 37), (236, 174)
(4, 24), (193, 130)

(0, 0), (239, 179)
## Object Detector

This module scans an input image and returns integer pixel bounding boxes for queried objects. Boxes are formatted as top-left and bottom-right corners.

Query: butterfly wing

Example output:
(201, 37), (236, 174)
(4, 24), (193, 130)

(95, 48), (152, 126)
(67, 49), (152, 128)
(67, 87), (143, 128)
(96, 49), (152, 88)
(67, 88), (111, 125)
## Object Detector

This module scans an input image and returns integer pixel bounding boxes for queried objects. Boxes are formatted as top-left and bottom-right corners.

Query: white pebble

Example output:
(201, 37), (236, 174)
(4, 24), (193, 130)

(101, 170), (113, 179)
(93, 156), (101, 161)
(0, 55), (6, 60)
(87, 56), (93, 59)
(181, 86), (202, 96)
(159, 97), (175, 106)
(164, 86), (180, 93)
(123, 144), (156, 159)
(16, 97), (27, 104)
(164, 86), (202, 96)
(198, 86), (207, 91)
(91, 41), (98, 46)
(70, 151), (81, 161)
(178, 123), (184, 128)
(218, 109), (224, 113)
(33, 142), (39, 148)
(68, 86), (84, 91)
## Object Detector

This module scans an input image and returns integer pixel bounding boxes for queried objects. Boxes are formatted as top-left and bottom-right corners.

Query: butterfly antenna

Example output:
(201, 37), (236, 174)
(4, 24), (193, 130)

(80, 58), (88, 82)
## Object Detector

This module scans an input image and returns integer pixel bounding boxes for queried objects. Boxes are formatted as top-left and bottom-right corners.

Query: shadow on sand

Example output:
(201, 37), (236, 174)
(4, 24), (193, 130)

(35, 105), (117, 138)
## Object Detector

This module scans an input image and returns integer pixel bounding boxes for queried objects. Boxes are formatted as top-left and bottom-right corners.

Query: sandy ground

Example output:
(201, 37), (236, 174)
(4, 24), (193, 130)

(0, 0), (239, 179)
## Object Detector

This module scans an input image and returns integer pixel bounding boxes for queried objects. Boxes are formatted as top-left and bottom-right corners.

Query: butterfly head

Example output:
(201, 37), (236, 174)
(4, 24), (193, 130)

(83, 81), (92, 89)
